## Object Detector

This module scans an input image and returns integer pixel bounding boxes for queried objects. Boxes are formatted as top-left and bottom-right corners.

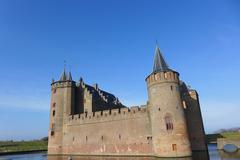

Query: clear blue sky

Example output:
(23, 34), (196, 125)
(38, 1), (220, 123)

(0, 0), (239, 140)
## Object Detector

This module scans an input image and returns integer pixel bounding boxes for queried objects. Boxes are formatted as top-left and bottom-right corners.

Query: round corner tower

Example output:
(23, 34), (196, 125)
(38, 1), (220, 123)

(48, 69), (75, 155)
(146, 45), (191, 157)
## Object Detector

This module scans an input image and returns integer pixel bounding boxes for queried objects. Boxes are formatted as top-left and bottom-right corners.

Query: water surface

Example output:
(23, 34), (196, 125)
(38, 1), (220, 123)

(0, 144), (239, 160)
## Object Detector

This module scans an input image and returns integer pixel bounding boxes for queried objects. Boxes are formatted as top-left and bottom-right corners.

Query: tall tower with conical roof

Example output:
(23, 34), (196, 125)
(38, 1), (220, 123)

(146, 45), (191, 157)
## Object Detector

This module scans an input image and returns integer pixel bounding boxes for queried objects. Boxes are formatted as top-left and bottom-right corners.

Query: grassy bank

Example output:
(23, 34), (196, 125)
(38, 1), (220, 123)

(206, 132), (240, 143)
(0, 140), (47, 154)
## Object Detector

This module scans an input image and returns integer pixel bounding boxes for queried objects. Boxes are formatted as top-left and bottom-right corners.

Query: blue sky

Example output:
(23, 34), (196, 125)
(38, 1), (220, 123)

(0, 0), (239, 140)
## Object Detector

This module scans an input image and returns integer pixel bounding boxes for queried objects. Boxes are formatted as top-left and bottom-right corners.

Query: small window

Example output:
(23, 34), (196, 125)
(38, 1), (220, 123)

(53, 102), (56, 108)
(158, 108), (161, 111)
(73, 137), (75, 141)
(53, 88), (57, 94)
(52, 110), (55, 116)
(165, 114), (173, 131)
(86, 136), (88, 141)
(172, 144), (177, 151)
(147, 136), (152, 144)
(51, 131), (54, 136)
(101, 136), (104, 141)
(119, 134), (121, 140)
(170, 85), (173, 91)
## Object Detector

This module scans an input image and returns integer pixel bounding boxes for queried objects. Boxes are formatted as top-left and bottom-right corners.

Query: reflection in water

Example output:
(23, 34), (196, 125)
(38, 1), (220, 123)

(219, 150), (240, 159)
(47, 151), (210, 160)
(47, 150), (210, 160)
(48, 155), (192, 160)
(1, 144), (240, 160)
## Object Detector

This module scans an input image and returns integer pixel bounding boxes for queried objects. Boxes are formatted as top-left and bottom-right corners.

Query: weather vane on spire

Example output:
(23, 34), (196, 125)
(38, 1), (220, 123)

(64, 60), (66, 70)
(156, 40), (159, 48)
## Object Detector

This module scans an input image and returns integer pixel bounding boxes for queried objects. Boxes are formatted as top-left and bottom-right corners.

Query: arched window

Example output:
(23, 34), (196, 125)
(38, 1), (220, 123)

(165, 114), (173, 131)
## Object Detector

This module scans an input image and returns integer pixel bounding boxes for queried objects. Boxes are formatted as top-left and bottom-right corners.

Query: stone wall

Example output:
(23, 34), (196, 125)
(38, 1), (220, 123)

(183, 90), (208, 151)
(60, 106), (153, 156)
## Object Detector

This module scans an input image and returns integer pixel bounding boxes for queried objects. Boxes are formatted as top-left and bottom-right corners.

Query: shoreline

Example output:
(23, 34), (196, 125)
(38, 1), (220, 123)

(0, 150), (47, 156)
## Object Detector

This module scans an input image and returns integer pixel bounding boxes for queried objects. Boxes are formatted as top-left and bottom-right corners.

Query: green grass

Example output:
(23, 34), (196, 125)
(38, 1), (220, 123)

(206, 132), (240, 143)
(221, 132), (240, 139)
(0, 140), (48, 153)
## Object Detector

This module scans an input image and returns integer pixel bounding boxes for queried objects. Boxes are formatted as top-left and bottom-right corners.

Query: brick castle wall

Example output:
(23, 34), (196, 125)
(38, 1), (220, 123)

(52, 106), (153, 156)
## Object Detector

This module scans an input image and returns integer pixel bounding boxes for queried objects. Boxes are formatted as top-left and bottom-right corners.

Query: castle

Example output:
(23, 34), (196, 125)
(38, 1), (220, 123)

(48, 45), (208, 157)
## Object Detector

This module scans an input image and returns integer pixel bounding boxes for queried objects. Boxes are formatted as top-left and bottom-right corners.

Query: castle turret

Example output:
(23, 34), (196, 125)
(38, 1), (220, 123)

(146, 45), (191, 157)
(48, 69), (75, 154)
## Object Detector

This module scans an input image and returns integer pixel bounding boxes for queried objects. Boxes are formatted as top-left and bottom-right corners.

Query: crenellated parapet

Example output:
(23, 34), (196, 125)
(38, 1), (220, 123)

(67, 105), (147, 125)
(146, 71), (179, 87)
(51, 81), (76, 89)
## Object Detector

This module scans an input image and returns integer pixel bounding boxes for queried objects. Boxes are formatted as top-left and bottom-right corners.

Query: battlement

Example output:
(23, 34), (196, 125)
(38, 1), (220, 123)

(146, 71), (179, 86)
(67, 105), (147, 125)
(51, 81), (75, 89)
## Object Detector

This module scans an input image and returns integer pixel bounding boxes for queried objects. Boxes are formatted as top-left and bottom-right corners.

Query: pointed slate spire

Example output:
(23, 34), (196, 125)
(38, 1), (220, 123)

(153, 43), (172, 73)
(60, 61), (67, 81)
(67, 71), (72, 81)
(60, 68), (67, 81)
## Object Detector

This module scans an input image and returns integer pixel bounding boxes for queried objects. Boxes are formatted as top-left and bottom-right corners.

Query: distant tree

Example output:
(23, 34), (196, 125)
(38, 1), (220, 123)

(41, 137), (48, 141)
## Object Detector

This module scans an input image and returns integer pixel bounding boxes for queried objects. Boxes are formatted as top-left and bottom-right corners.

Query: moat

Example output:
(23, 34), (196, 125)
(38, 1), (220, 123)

(0, 144), (239, 160)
